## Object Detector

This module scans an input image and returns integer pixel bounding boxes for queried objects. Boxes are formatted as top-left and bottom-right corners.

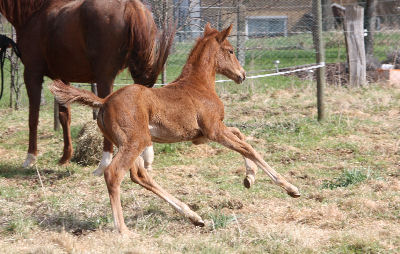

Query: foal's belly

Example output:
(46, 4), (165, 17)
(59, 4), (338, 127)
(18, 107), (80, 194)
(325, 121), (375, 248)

(149, 124), (203, 143)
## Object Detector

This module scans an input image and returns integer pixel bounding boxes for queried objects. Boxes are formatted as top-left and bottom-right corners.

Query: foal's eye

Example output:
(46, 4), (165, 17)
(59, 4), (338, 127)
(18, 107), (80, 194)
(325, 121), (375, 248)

(228, 50), (234, 54)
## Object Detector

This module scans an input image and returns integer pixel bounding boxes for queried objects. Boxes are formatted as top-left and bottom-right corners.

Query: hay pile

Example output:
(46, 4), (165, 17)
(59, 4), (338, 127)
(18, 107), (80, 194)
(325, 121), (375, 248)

(72, 121), (103, 166)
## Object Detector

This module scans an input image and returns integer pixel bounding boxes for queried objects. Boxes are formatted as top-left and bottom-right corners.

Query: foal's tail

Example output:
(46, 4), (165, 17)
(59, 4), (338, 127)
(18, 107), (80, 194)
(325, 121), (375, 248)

(49, 80), (104, 108)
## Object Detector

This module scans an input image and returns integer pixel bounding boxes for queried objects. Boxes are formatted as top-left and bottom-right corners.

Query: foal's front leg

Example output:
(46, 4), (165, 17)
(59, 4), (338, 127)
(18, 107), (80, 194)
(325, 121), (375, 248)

(207, 123), (300, 198)
(227, 127), (258, 189)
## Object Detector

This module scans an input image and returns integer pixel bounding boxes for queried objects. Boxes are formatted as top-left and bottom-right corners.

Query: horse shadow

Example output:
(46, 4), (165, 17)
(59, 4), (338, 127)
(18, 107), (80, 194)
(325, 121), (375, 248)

(33, 211), (106, 236)
(0, 162), (72, 182)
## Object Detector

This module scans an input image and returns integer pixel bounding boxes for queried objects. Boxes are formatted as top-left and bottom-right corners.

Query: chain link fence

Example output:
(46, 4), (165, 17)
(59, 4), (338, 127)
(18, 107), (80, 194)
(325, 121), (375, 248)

(145, 0), (323, 83)
(143, 0), (400, 85)
(1, 0), (400, 108)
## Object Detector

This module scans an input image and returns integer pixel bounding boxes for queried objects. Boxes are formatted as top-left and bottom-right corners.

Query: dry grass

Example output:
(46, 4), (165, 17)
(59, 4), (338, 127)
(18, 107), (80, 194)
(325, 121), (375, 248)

(72, 121), (103, 166)
(0, 80), (399, 253)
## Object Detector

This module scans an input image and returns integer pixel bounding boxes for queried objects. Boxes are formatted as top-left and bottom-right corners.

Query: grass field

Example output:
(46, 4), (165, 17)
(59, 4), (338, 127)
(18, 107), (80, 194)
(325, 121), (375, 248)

(0, 75), (399, 253)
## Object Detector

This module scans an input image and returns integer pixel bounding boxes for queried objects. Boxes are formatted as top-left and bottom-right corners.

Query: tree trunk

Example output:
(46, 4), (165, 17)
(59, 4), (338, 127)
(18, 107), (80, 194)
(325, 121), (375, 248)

(344, 5), (366, 86)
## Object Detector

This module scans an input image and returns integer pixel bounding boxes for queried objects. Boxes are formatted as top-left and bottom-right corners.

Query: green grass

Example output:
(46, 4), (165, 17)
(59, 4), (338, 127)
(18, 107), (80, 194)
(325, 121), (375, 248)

(0, 29), (400, 253)
(322, 168), (370, 190)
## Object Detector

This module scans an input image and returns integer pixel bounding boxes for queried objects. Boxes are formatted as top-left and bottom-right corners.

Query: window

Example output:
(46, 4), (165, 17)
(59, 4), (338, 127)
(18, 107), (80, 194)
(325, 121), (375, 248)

(246, 16), (288, 37)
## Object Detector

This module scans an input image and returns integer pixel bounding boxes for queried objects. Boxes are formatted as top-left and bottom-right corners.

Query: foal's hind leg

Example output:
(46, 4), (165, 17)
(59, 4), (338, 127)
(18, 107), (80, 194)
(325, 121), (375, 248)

(141, 145), (154, 171)
(130, 157), (205, 227)
(104, 145), (141, 234)
(93, 81), (114, 176)
(228, 127), (257, 189)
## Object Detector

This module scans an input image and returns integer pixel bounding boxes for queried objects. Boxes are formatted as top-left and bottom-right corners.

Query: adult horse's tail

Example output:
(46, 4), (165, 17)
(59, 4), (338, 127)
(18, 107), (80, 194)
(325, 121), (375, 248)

(0, 34), (21, 100)
(125, 0), (175, 87)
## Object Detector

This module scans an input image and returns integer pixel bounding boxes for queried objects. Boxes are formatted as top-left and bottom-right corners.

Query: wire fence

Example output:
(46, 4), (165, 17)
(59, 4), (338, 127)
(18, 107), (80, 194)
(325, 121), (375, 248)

(142, 0), (400, 85)
(0, 0), (400, 109)
(143, 0), (324, 84)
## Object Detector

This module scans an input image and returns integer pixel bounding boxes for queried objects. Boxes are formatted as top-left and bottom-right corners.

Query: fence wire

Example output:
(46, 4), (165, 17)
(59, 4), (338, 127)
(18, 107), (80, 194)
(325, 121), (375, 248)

(0, 0), (400, 108)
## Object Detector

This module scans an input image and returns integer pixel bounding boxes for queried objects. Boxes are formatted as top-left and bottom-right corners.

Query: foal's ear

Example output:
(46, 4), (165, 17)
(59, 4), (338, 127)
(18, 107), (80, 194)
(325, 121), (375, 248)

(204, 23), (213, 35)
(216, 24), (233, 43)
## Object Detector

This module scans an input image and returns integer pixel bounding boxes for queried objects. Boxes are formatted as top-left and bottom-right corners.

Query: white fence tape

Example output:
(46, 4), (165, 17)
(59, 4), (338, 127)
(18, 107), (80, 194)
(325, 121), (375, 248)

(73, 63), (325, 88)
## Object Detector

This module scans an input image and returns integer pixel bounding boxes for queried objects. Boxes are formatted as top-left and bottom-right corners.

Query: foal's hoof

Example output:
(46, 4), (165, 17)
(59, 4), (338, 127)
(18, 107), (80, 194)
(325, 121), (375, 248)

(243, 175), (255, 189)
(286, 185), (301, 198)
(192, 219), (205, 227)
(93, 167), (104, 176)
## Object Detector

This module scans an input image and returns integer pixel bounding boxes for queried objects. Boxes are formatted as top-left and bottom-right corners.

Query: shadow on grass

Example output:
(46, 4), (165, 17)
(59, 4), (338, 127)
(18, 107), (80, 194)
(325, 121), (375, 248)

(0, 162), (73, 181)
(33, 211), (109, 235)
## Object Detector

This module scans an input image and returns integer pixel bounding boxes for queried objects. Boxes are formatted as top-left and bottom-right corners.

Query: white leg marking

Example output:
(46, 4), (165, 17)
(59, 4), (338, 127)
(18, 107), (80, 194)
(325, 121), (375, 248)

(22, 153), (36, 168)
(165, 197), (183, 213)
(93, 152), (112, 176)
(141, 145), (154, 171)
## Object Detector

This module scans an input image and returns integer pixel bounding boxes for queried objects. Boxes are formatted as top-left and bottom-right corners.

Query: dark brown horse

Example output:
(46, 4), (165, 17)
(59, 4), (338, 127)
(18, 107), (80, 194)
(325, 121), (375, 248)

(0, 0), (174, 168)
(50, 24), (300, 233)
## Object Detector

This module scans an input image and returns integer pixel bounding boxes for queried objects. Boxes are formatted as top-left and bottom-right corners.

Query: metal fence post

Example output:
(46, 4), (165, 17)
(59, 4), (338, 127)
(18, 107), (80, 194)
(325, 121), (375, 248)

(236, 1), (246, 66)
(313, 0), (326, 121)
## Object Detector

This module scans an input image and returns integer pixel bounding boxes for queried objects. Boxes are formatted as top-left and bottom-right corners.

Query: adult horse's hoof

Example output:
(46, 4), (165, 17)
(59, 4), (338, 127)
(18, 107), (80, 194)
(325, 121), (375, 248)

(22, 153), (36, 168)
(58, 148), (72, 165)
(58, 156), (70, 165)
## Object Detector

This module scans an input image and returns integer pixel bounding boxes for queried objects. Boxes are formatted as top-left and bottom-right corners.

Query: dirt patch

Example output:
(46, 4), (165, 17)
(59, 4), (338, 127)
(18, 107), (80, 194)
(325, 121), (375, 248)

(289, 63), (387, 86)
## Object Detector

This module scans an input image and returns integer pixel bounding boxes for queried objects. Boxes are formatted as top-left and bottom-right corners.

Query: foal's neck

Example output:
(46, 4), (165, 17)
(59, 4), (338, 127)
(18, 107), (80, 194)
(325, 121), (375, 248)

(175, 42), (217, 91)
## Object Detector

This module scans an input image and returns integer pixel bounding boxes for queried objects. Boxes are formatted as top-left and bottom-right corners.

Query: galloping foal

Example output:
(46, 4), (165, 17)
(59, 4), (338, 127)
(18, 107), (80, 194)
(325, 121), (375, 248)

(50, 24), (300, 234)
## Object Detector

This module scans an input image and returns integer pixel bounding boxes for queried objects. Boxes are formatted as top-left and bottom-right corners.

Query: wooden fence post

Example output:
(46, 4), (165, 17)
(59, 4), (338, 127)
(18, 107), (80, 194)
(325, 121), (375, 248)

(236, 1), (246, 66)
(344, 5), (366, 86)
(313, 0), (326, 121)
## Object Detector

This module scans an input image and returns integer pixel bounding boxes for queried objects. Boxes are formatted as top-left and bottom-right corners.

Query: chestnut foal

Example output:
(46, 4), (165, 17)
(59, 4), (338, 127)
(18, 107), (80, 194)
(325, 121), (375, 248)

(50, 24), (300, 233)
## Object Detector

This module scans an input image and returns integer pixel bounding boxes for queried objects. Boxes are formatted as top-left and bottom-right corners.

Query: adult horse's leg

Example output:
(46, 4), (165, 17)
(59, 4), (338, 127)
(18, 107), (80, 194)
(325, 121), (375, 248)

(93, 81), (114, 176)
(130, 156), (205, 227)
(206, 122), (300, 198)
(228, 127), (258, 189)
(58, 92), (73, 164)
(23, 71), (44, 168)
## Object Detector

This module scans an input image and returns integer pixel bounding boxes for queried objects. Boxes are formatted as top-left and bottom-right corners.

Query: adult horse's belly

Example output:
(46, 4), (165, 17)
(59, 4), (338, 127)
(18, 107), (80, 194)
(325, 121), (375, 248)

(43, 5), (94, 82)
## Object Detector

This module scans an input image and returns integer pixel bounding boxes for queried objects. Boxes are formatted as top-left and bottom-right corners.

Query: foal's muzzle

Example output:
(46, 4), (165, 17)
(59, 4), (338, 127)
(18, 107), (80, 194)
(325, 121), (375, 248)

(237, 71), (246, 84)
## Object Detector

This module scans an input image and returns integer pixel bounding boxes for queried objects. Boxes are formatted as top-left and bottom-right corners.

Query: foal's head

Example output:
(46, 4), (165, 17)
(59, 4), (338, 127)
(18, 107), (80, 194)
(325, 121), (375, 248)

(189, 24), (245, 84)
(204, 24), (246, 84)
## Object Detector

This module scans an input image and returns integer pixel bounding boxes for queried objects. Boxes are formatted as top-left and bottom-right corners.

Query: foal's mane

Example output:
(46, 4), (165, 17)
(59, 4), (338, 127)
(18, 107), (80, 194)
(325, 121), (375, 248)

(175, 30), (219, 81)
(187, 30), (219, 64)
(0, 0), (46, 27)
